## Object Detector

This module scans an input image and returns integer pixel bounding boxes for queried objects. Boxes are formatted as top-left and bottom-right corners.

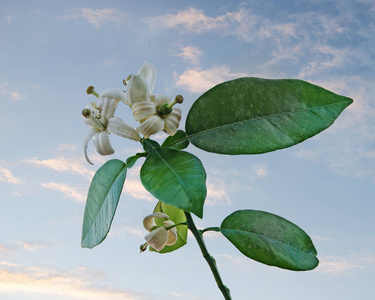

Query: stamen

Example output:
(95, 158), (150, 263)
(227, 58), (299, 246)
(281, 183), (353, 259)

(167, 95), (184, 109)
(86, 86), (99, 98)
(82, 109), (105, 131)
(82, 108), (91, 118)
(123, 79), (127, 86)
(140, 242), (149, 253)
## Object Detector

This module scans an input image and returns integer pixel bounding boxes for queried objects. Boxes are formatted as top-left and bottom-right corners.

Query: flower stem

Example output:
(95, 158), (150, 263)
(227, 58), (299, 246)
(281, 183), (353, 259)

(184, 212), (231, 300)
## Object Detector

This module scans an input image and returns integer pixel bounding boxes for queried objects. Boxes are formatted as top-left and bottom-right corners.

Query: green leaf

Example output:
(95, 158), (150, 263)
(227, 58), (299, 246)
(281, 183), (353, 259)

(186, 77), (353, 154)
(81, 159), (127, 248)
(152, 201), (188, 253)
(221, 210), (319, 271)
(142, 138), (160, 152)
(126, 153), (146, 169)
(140, 148), (206, 218)
(161, 130), (190, 150)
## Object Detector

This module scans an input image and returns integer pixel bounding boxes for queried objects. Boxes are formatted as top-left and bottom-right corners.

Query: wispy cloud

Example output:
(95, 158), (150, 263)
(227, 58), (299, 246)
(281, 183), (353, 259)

(317, 252), (375, 275)
(15, 241), (46, 252)
(60, 8), (127, 30)
(41, 182), (86, 203)
(0, 263), (144, 299)
(175, 65), (248, 93)
(26, 156), (94, 180)
(176, 45), (202, 65)
(0, 164), (23, 184)
(206, 178), (231, 206)
(0, 82), (25, 101)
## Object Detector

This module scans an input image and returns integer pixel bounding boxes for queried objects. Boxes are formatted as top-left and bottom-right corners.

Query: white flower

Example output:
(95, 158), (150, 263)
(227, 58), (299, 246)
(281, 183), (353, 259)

(126, 64), (183, 138)
(140, 212), (177, 252)
(82, 88), (141, 165)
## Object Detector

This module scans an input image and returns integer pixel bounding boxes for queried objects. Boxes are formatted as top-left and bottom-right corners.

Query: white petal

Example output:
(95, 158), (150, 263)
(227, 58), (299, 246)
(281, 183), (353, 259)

(126, 74), (149, 105)
(136, 115), (164, 138)
(99, 88), (127, 104)
(132, 101), (157, 122)
(98, 96), (120, 123)
(163, 107), (181, 136)
(138, 63), (157, 94)
(163, 220), (178, 246)
(143, 212), (169, 231)
(151, 94), (172, 108)
(107, 117), (141, 141)
(93, 131), (115, 156)
(83, 127), (99, 165)
(144, 227), (168, 252)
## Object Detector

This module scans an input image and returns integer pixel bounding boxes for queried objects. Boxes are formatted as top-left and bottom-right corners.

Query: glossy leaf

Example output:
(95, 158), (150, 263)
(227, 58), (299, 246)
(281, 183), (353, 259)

(161, 130), (190, 150)
(142, 138), (160, 152)
(81, 159), (127, 248)
(221, 210), (319, 271)
(186, 77), (353, 154)
(140, 148), (206, 218)
(152, 201), (188, 253)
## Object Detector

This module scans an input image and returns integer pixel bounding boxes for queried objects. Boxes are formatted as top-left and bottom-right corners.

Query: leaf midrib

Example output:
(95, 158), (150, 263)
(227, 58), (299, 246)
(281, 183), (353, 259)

(187, 100), (351, 140)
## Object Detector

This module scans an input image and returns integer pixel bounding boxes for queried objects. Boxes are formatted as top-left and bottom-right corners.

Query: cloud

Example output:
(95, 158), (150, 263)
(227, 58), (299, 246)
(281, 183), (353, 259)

(41, 182), (86, 203)
(60, 8), (127, 30)
(0, 164), (23, 184)
(145, 7), (231, 33)
(0, 263), (144, 299)
(0, 82), (25, 101)
(254, 165), (268, 178)
(206, 178), (231, 206)
(175, 65), (248, 93)
(123, 168), (155, 202)
(26, 156), (94, 180)
(317, 252), (375, 275)
(176, 45), (202, 65)
(15, 241), (46, 252)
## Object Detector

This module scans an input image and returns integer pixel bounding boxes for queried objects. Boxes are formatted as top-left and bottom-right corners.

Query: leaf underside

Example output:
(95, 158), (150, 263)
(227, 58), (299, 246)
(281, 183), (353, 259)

(81, 159), (127, 248)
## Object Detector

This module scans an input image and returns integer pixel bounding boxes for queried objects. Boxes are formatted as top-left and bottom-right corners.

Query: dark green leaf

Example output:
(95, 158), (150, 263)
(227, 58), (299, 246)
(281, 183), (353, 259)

(186, 77), (353, 154)
(161, 130), (190, 150)
(152, 201), (188, 253)
(221, 210), (319, 271)
(140, 148), (206, 218)
(126, 153), (146, 169)
(81, 159), (127, 248)
(142, 138), (160, 152)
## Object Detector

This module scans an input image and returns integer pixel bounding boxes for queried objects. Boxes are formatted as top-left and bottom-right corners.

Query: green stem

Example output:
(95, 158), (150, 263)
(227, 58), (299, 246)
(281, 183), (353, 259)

(164, 222), (188, 231)
(201, 227), (221, 234)
(184, 212), (231, 300)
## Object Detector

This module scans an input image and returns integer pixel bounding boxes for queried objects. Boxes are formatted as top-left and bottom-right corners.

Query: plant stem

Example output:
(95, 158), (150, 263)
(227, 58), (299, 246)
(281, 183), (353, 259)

(184, 212), (231, 300)
(201, 226), (221, 234)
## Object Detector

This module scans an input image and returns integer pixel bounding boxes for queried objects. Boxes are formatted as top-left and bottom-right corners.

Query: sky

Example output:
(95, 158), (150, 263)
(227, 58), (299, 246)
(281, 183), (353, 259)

(1, 0), (374, 299)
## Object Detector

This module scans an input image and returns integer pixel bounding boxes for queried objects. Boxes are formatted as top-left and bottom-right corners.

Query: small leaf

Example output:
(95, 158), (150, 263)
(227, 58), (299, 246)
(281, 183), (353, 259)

(161, 130), (190, 150)
(140, 148), (206, 218)
(221, 210), (319, 271)
(126, 153), (146, 169)
(142, 138), (160, 152)
(186, 77), (353, 154)
(81, 159), (127, 248)
(152, 201), (188, 253)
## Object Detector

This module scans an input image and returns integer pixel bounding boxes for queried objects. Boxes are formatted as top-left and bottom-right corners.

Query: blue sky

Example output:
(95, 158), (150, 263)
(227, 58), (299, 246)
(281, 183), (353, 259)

(1, 0), (374, 299)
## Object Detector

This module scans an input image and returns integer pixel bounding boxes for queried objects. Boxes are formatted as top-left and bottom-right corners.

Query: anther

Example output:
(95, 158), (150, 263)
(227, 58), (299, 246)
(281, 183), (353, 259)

(86, 86), (99, 98)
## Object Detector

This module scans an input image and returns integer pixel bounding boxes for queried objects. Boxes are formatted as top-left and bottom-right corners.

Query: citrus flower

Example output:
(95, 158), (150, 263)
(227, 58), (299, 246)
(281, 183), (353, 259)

(140, 212), (177, 252)
(82, 87), (140, 165)
(125, 63), (183, 138)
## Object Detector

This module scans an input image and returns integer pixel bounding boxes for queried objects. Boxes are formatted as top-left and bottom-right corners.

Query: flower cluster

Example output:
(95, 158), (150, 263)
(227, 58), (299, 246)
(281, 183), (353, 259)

(140, 212), (177, 252)
(82, 64), (183, 164)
